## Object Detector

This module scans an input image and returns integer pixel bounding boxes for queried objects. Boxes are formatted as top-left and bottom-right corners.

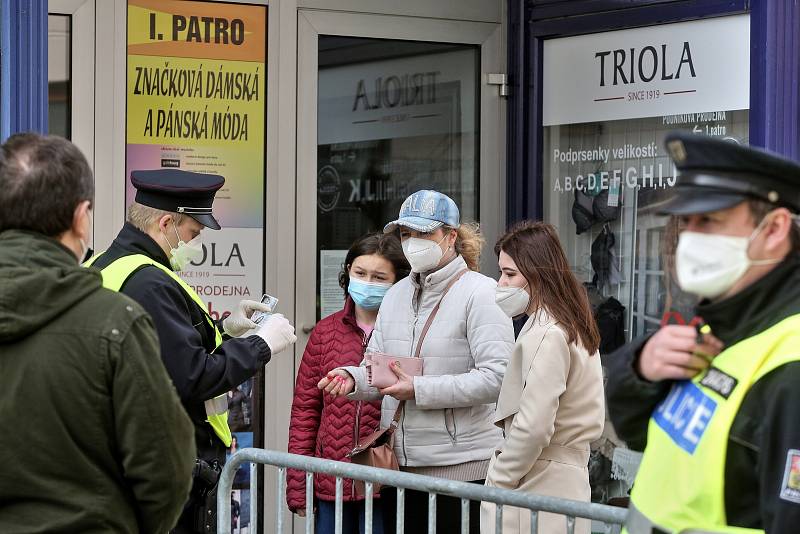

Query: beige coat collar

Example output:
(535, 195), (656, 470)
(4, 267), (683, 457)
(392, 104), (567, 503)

(494, 309), (557, 424)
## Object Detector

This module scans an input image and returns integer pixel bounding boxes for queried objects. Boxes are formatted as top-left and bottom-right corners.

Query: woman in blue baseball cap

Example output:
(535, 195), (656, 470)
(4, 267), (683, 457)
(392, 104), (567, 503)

(320, 189), (515, 533)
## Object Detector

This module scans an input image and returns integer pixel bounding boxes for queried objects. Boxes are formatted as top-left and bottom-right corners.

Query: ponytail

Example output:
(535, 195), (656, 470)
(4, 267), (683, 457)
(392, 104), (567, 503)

(446, 222), (484, 271)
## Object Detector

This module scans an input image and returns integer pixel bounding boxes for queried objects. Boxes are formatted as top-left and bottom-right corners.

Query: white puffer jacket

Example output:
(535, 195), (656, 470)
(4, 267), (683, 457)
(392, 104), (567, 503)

(344, 255), (514, 468)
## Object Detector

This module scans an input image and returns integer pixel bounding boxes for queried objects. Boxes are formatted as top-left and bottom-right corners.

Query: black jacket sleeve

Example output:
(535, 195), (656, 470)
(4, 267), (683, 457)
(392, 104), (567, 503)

(605, 334), (672, 451)
(754, 363), (800, 533)
(124, 268), (272, 403)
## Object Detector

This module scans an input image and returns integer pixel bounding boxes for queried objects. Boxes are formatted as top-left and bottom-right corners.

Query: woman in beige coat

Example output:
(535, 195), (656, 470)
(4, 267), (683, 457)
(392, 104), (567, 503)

(482, 221), (605, 534)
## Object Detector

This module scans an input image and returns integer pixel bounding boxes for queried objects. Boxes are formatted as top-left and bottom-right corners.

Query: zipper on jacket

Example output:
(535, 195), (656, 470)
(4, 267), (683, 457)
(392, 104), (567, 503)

(400, 407), (407, 465)
(353, 329), (371, 499)
(352, 401), (362, 500)
(353, 333), (369, 454)
(444, 408), (458, 444)
(402, 285), (422, 465)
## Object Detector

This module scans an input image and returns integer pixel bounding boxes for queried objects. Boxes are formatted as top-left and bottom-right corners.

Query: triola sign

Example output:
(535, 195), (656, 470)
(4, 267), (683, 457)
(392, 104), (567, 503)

(595, 42), (695, 86)
(543, 14), (749, 126)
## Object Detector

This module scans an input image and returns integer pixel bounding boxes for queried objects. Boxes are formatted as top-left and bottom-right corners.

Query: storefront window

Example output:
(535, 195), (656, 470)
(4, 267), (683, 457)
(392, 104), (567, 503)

(543, 111), (749, 340)
(542, 15), (750, 343)
(316, 37), (480, 318)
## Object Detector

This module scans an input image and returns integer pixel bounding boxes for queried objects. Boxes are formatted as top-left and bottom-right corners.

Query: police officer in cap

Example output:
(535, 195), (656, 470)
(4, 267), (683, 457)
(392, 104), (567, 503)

(88, 169), (297, 533)
(606, 132), (800, 533)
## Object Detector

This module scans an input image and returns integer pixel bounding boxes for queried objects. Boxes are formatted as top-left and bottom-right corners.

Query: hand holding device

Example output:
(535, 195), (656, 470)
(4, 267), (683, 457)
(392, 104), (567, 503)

(223, 297), (274, 337)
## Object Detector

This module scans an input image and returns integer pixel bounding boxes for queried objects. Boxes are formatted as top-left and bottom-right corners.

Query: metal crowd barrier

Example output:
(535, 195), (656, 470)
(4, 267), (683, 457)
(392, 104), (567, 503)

(218, 448), (627, 534)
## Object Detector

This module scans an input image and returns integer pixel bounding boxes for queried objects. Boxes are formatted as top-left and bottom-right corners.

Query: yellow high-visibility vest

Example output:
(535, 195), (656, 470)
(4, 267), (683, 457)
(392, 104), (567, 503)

(625, 314), (800, 534)
(85, 253), (233, 447)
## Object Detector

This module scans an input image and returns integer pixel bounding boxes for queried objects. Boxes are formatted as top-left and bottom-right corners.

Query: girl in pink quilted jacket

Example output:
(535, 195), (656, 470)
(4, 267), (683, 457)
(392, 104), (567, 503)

(287, 232), (409, 534)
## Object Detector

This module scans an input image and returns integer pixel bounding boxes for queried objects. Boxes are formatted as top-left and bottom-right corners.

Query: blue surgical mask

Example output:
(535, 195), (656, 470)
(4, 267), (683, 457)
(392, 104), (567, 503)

(348, 278), (392, 310)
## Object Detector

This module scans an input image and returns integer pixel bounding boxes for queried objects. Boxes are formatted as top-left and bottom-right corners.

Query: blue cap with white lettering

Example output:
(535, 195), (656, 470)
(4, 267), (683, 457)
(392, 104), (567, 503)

(384, 190), (460, 233)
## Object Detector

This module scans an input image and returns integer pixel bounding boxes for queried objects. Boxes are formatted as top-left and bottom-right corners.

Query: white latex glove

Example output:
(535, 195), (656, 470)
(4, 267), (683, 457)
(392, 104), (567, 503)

(251, 313), (297, 355)
(223, 299), (273, 337)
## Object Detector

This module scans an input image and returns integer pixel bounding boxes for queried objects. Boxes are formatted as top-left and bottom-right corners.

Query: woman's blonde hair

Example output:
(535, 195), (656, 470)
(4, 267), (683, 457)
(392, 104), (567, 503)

(444, 222), (484, 271)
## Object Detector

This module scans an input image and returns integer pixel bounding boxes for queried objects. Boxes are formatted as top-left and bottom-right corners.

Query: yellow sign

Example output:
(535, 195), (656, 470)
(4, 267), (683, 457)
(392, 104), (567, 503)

(126, 0), (267, 317)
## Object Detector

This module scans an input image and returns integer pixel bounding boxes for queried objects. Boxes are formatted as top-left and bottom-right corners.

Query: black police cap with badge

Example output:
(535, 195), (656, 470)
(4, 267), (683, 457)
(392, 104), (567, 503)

(659, 131), (800, 215)
(131, 169), (225, 230)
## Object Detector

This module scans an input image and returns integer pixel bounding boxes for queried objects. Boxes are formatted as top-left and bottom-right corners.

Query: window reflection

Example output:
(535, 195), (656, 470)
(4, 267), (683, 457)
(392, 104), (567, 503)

(542, 111), (750, 341)
(316, 36), (480, 319)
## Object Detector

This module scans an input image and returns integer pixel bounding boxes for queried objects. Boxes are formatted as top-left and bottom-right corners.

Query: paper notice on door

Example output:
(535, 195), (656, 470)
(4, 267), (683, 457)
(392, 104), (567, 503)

(320, 250), (348, 319)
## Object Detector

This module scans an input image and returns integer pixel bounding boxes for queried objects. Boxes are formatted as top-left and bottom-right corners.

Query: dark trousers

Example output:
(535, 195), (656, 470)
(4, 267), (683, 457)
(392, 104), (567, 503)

(316, 500), (385, 534)
(379, 480), (483, 534)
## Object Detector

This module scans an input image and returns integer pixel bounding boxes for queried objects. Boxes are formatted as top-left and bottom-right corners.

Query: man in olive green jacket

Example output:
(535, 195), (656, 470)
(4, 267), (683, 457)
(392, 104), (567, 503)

(0, 133), (196, 533)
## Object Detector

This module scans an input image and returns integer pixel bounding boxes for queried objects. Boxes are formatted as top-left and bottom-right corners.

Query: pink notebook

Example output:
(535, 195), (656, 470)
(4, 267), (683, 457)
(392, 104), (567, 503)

(365, 352), (423, 389)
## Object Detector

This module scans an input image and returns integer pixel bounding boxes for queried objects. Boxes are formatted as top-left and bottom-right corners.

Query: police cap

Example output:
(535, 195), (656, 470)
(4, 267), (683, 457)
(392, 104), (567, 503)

(131, 169), (225, 230)
(659, 132), (800, 215)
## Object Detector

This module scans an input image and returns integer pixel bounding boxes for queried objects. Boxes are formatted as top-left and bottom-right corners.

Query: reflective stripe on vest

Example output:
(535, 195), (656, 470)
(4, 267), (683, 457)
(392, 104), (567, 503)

(625, 314), (800, 534)
(85, 252), (233, 447)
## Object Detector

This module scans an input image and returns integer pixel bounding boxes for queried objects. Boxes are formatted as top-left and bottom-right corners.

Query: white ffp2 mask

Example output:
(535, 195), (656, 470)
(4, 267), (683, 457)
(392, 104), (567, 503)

(402, 235), (446, 273)
(676, 224), (779, 300)
(495, 284), (530, 318)
(163, 222), (204, 272)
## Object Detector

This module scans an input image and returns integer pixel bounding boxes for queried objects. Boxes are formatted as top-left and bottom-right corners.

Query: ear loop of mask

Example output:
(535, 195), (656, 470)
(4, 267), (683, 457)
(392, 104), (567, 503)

(80, 208), (93, 261)
(431, 232), (448, 247)
(173, 221), (186, 244)
(160, 219), (178, 251)
(441, 229), (457, 254)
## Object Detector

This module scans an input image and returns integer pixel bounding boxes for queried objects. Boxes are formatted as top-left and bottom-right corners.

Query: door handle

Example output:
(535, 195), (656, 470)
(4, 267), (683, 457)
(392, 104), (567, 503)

(302, 324), (316, 334)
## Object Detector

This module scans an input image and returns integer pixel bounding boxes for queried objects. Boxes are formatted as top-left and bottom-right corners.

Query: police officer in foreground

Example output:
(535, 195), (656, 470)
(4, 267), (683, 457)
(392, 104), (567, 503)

(606, 132), (800, 534)
(87, 169), (297, 533)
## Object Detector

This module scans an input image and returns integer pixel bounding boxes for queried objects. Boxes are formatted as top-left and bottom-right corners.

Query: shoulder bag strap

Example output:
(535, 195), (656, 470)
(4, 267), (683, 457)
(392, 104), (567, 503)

(391, 268), (469, 426)
(414, 268), (469, 358)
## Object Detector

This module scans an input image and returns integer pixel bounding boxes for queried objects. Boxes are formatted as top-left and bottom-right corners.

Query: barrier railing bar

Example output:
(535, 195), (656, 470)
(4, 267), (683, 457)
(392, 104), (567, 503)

(217, 449), (627, 533)
(427, 492), (436, 534)
(397, 487), (405, 534)
(496, 503), (503, 534)
(305, 471), (314, 534)
(365, 482), (374, 534)
(460, 498), (469, 534)
(276, 467), (286, 534)
(250, 462), (257, 531)
(335, 477), (343, 534)
(530, 510), (538, 534)
(566, 515), (575, 534)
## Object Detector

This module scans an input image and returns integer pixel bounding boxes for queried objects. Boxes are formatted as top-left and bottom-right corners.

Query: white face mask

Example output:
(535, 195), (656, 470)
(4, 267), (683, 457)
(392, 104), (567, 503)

(163, 221), (204, 272)
(676, 220), (779, 300)
(402, 234), (447, 273)
(495, 284), (530, 318)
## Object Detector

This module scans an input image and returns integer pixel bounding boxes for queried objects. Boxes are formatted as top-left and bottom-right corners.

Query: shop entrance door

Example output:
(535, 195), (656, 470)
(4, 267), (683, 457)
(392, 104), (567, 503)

(286, 7), (504, 529)
(295, 9), (505, 348)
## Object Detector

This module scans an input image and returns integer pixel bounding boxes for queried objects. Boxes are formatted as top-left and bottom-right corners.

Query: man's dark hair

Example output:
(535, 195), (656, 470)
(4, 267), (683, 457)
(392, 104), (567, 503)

(0, 132), (94, 236)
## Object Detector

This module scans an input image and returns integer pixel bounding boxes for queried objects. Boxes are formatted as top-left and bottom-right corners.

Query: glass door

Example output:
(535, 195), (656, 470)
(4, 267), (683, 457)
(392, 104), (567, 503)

(297, 10), (504, 339)
(314, 36), (481, 319)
